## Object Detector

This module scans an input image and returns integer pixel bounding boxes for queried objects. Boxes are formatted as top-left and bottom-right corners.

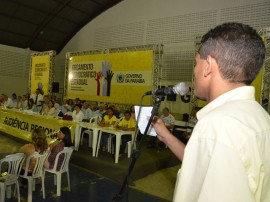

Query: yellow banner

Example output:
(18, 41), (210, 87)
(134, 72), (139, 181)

(31, 55), (51, 95)
(67, 50), (153, 105)
(0, 108), (76, 143)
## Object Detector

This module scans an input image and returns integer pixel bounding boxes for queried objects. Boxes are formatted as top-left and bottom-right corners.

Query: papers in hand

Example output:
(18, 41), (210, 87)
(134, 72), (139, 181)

(135, 106), (157, 136)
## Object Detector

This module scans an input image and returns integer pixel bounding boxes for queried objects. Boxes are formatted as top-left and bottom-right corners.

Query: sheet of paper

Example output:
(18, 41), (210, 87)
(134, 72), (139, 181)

(135, 106), (157, 136)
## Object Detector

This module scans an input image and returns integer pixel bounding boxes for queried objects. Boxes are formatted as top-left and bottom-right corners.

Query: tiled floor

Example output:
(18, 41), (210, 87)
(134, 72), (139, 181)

(4, 164), (169, 202)
(1, 133), (173, 202)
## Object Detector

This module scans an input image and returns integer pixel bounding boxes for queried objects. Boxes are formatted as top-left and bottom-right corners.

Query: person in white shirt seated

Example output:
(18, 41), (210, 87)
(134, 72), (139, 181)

(72, 103), (84, 122)
(157, 107), (175, 150)
(2, 94), (14, 108)
(21, 95), (28, 110)
(15, 95), (22, 109)
(41, 95), (49, 108)
(95, 103), (107, 117)
(161, 107), (175, 131)
(81, 102), (91, 122)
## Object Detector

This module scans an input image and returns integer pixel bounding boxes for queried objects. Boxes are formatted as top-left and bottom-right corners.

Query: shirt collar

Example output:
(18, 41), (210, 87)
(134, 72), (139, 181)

(197, 86), (255, 120)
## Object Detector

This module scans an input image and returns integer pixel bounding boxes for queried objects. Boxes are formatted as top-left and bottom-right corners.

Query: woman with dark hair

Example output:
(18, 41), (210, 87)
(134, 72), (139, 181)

(27, 98), (39, 113)
(44, 127), (73, 169)
(72, 103), (84, 122)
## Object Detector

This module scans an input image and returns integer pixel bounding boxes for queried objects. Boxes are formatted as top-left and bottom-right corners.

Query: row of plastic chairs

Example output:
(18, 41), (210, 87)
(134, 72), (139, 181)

(0, 146), (74, 202)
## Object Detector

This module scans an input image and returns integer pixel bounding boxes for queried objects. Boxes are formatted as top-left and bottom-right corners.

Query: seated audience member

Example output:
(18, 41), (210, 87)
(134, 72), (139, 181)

(2, 94), (13, 108)
(0, 94), (4, 104)
(60, 98), (72, 115)
(158, 107), (175, 150)
(130, 105), (136, 119)
(89, 101), (98, 118)
(50, 95), (60, 110)
(15, 95), (22, 109)
(148, 107), (175, 150)
(54, 97), (61, 110)
(19, 128), (48, 155)
(81, 102), (91, 122)
(72, 98), (81, 110)
(27, 98), (39, 113)
(20, 95), (28, 110)
(99, 107), (118, 127)
(173, 106), (200, 145)
(99, 107), (118, 151)
(19, 128), (48, 185)
(112, 110), (136, 156)
(67, 99), (74, 109)
(72, 103), (84, 122)
(44, 127), (73, 170)
(184, 106), (201, 138)
(161, 107), (175, 131)
(108, 104), (122, 119)
(42, 95), (49, 108)
(11, 93), (17, 107)
(95, 103), (107, 117)
(41, 99), (58, 117)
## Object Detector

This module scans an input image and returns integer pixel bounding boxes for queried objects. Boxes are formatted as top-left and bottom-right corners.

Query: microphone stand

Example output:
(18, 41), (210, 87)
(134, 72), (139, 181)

(112, 95), (165, 202)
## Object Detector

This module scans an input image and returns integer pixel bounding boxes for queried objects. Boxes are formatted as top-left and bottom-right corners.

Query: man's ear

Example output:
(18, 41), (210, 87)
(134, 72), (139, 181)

(204, 55), (216, 77)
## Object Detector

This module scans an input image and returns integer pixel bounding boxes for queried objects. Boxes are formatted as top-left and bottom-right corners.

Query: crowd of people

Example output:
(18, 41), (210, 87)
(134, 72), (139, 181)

(0, 90), (124, 121)
(1, 22), (269, 202)
(0, 89), (200, 150)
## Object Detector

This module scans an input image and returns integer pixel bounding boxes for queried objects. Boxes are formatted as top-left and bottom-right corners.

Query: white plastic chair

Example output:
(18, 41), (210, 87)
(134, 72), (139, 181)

(0, 153), (24, 202)
(80, 116), (102, 147)
(44, 146), (74, 196)
(19, 151), (49, 202)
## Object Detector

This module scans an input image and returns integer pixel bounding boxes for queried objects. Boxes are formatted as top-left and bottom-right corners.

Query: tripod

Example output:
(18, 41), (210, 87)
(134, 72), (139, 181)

(112, 95), (164, 202)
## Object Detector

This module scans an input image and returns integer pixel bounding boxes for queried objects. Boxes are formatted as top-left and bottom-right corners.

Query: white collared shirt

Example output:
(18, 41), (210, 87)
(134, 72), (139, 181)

(174, 86), (270, 202)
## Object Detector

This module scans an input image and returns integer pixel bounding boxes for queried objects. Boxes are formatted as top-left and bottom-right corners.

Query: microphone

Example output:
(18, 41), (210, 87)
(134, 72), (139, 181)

(144, 82), (189, 96)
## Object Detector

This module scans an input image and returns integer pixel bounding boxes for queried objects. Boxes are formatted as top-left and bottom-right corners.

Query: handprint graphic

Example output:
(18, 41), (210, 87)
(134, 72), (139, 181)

(102, 61), (114, 96)
(105, 69), (114, 96)
(95, 71), (103, 96)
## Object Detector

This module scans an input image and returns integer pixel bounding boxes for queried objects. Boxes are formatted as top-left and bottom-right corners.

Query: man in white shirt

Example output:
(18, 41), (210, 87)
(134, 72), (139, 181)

(81, 102), (92, 122)
(21, 95), (28, 110)
(30, 88), (43, 106)
(2, 94), (13, 108)
(153, 22), (270, 202)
